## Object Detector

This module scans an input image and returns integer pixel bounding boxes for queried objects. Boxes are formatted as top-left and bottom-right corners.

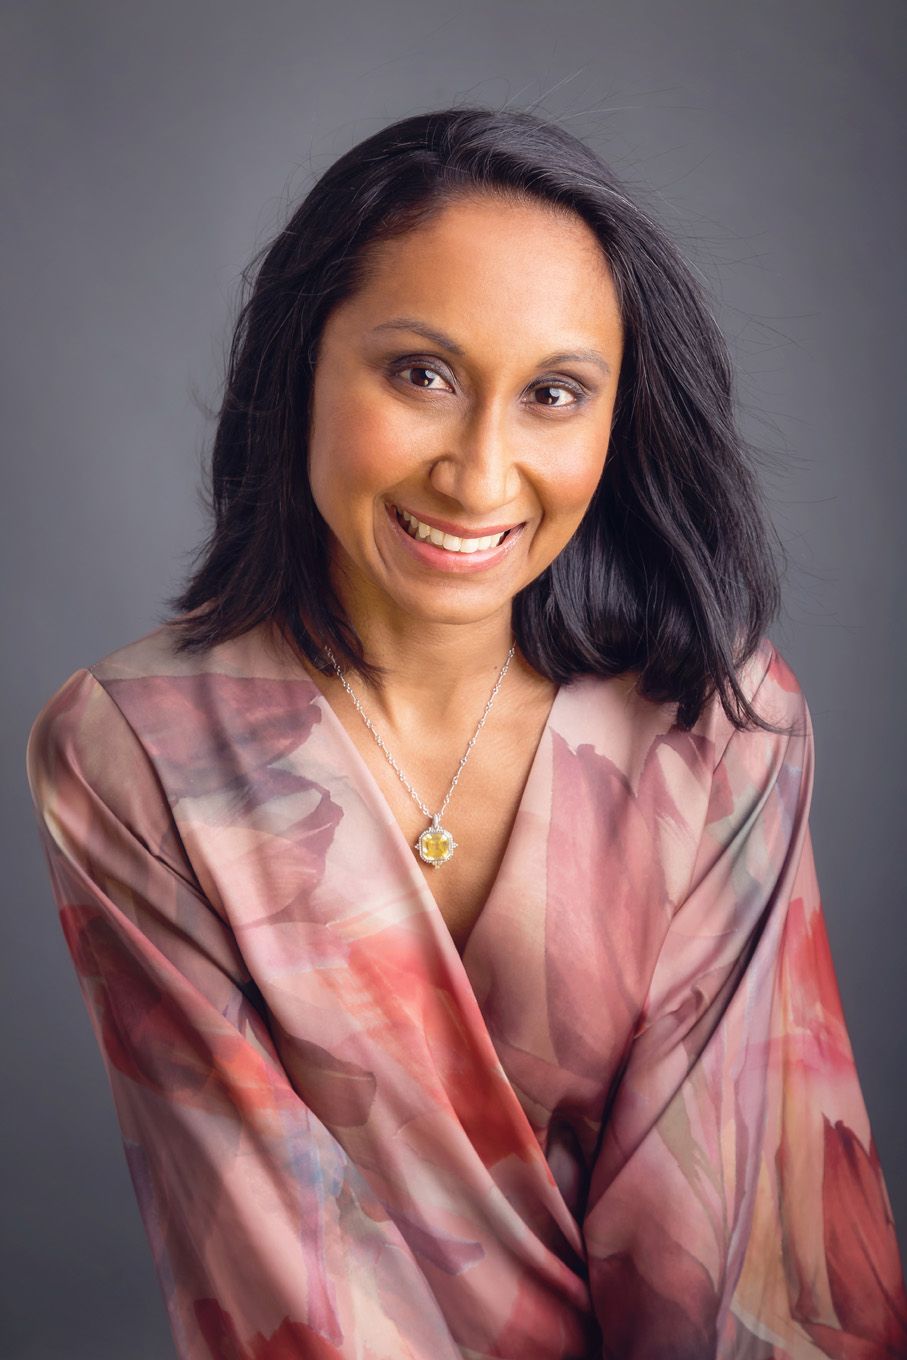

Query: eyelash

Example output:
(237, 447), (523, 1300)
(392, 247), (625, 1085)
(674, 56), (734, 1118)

(387, 360), (587, 410)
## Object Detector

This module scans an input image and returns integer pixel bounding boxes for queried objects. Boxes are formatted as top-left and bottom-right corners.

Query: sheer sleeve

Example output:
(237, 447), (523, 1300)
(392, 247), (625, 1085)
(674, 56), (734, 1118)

(582, 646), (907, 1359)
(25, 667), (459, 1360)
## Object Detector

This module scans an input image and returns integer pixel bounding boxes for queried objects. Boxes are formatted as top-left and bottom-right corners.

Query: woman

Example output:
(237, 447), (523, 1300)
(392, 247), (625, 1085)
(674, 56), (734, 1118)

(25, 107), (906, 1359)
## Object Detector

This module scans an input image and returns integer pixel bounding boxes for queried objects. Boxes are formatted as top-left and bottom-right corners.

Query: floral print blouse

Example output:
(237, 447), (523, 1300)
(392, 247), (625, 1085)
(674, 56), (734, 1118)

(25, 621), (907, 1358)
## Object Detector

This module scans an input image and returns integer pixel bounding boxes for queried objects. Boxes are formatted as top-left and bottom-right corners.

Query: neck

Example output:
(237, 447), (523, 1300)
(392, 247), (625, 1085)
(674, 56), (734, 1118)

(302, 545), (551, 736)
(332, 610), (521, 729)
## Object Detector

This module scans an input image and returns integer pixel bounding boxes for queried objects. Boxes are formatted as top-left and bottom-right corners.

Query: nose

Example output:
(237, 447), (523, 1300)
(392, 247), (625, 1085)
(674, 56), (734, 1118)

(428, 401), (523, 514)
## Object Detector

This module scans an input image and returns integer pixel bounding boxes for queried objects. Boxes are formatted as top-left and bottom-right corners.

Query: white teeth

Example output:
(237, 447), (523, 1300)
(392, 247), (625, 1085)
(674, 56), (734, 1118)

(397, 507), (508, 553)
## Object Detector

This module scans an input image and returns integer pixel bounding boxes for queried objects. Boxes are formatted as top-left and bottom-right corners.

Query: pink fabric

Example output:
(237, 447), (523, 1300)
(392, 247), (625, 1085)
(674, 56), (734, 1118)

(25, 622), (906, 1358)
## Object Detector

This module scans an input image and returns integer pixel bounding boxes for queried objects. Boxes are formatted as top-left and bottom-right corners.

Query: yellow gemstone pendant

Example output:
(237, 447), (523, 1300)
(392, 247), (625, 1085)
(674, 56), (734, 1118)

(415, 814), (458, 868)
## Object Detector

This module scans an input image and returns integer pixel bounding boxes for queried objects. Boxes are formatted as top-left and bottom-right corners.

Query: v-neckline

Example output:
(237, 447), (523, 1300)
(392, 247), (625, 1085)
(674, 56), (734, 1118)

(283, 663), (593, 1264)
(301, 668), (568, 964)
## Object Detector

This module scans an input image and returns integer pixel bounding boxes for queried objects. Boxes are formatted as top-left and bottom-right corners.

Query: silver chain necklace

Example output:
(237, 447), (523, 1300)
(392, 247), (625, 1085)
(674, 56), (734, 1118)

(323, 641), (517, 868)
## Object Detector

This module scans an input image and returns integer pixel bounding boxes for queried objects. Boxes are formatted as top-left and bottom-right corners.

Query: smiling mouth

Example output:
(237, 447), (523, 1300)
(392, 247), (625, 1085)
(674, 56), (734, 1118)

(392, 505), (516, 554)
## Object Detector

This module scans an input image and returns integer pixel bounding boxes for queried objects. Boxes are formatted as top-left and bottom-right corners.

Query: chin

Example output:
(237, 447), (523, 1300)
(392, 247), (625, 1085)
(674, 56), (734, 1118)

(391, 585), (518, 625)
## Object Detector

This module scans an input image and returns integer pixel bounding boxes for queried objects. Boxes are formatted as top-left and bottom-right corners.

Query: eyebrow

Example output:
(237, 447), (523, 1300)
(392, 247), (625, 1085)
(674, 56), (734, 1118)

(369, 317), (612, 377)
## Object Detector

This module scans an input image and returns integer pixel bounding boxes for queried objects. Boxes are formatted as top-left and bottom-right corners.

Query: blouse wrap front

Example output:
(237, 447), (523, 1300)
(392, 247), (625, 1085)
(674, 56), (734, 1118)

(25, 623), (907, 1359)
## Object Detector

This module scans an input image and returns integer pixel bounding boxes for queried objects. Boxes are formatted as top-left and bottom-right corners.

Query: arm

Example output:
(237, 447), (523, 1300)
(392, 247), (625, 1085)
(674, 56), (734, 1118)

(582, 645), (907, 1359)
(25, 667), (459, 1360)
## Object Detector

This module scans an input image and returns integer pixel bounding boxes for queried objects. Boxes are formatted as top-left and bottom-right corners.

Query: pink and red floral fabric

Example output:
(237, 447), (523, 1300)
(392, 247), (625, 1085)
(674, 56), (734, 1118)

(25, 622), (906, 1358)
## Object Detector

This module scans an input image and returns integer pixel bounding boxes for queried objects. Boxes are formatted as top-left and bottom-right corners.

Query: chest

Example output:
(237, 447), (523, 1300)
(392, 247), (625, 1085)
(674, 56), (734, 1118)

(326, 683), (559, 954)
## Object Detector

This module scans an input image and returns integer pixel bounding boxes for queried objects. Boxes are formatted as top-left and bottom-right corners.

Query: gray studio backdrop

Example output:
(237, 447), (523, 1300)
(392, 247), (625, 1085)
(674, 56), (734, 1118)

(4, 2), (904, 1356)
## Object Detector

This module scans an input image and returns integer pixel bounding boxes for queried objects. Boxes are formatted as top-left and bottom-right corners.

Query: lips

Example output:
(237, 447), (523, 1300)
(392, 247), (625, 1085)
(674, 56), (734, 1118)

(391, 501), (523, 540)
(384, 500), (525, 572)
(394, 506), (510, 552)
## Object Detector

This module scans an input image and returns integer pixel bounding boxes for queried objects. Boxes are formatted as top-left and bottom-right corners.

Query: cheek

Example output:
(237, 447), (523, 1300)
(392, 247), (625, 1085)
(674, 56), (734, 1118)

(538, 442), (607, 519)
(309, 388), (414, 511)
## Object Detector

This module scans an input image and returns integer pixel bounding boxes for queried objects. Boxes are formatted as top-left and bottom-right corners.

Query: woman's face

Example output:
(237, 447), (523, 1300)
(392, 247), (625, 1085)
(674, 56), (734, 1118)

(307, 193), (624, 635)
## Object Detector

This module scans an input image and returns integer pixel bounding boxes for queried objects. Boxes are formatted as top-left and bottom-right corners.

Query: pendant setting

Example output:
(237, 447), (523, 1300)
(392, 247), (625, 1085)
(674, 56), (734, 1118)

(415, 813), (458, 868)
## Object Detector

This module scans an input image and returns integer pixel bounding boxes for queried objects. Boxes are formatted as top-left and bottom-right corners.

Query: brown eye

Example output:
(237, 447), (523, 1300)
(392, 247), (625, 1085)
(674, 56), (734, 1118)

(395, 364), (450, 390)
(532, 382), (583, 408)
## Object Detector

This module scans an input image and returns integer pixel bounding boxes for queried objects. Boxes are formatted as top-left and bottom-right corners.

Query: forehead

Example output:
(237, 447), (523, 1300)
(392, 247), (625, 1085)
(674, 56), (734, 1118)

(332, 193), (623, 354)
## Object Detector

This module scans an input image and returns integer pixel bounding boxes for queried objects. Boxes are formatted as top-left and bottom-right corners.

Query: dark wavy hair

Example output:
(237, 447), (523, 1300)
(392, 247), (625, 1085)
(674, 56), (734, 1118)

(161, 105), (789, 733)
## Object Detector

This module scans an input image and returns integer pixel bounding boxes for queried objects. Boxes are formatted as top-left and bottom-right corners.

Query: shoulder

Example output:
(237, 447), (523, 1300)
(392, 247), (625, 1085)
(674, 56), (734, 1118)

(27, 618), (301, 740)
(684, 635), (811, 766)
(563, 634), (807, 747)
(24, 616), (246, 844)
(24, 665), (172, 872)
(26, 623), (187, 789)
(25, 660), (162, 829)
(737, 633), (806, 711)
(25, 622), (207, 817)
(27, 620), (208, 736)
(25, 618), (320, 820)
(24, 640), (214, 894)
(556, 637), (813, 814)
